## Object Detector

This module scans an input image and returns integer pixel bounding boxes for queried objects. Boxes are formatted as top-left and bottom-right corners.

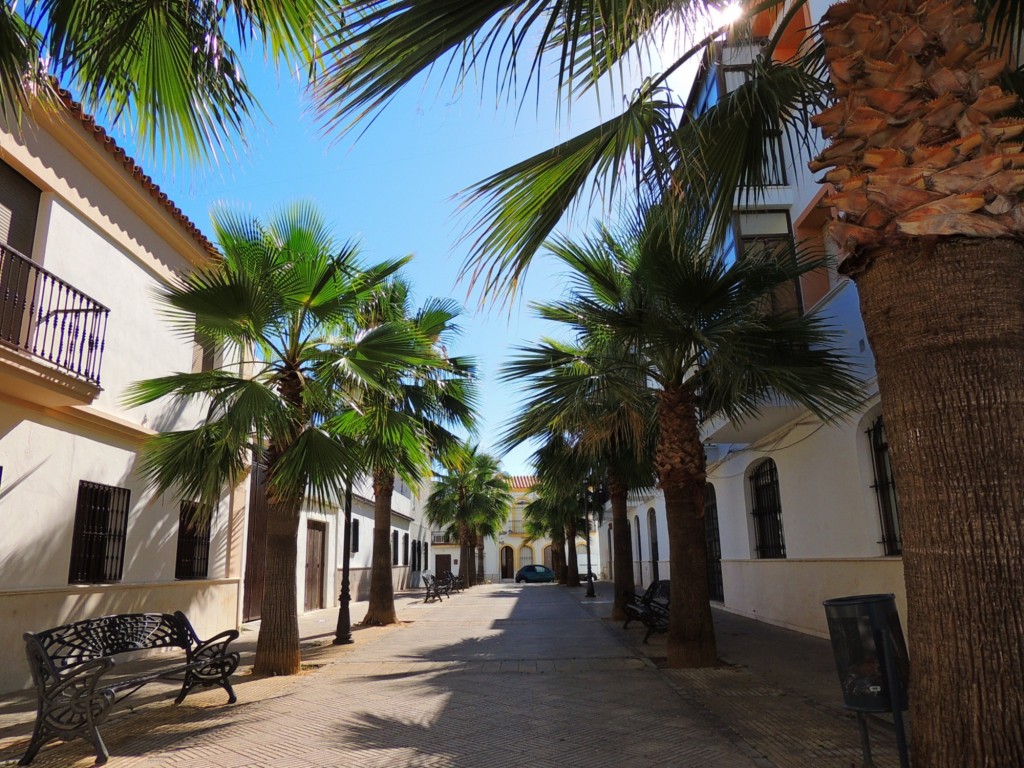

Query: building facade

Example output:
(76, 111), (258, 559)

(598, 4), (907, 639)
(0, 94), (245, 693)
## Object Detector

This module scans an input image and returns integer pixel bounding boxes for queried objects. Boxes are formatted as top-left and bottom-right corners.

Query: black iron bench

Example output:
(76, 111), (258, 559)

(442, 571), (464, 593)
(20, 611), (239, 766)
(623, 579), (670, 630)
(641, 600), (670, 643)
(424, 573), (444, 602)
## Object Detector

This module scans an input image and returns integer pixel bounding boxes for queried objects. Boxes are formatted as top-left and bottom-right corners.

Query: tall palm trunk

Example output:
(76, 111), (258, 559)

(476, 531), (486, 583)
(253, 495), (303, 676)
(656, 385), (717, 668)
(608, 475), (634, 621)
(363, 470), (398, 625)
(553, 535), (567, 583)
(565, 519), (581, 586)
(855, 239), (1024, 767)
(458, 521), (475, 587)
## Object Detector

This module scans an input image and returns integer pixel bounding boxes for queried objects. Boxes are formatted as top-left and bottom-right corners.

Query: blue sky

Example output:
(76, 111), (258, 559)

(152, 59), (611, 476)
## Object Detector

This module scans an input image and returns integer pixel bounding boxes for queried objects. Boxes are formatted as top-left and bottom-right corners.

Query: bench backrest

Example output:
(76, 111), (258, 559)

(645, 579), (670, 603)
(26, 612), (190, 674)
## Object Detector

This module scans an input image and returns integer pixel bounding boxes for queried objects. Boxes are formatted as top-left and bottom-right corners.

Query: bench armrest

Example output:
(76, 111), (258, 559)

(192, 629), (239, 660)
(48, 657), (115, 699)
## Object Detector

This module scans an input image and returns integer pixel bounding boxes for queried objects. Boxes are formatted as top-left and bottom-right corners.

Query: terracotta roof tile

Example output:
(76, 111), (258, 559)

(508, 475), (537, 490)
(56, 88), (219, 260)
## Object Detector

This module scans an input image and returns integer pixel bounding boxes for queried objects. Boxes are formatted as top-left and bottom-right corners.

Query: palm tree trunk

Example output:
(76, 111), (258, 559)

(458, 521), (474, 587)
(855, 238), (1024, 767)
(363, 470), (398, 625)
(656, 384), (717, 668)
(565, 519), (581, 587)
(553, 536), (567, 583)
(608, 475), (634, 621)
(253, 496), (303, 676)
(476, 531), (486, 584)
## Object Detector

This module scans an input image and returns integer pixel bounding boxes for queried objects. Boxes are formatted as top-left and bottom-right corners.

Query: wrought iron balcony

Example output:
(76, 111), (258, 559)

(431, 531), (455, 545)
(1, 243), (109, 386)
(507, 521), (526, 535)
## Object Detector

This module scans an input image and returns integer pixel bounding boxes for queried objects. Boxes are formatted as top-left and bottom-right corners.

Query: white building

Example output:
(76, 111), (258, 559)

(598, 6), (907, 639)
(431, 475), (600, 583)
(0, 92), (245, 693)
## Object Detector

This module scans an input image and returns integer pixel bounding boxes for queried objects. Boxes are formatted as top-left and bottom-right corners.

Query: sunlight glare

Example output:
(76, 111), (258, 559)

(711, 2), (744, 28)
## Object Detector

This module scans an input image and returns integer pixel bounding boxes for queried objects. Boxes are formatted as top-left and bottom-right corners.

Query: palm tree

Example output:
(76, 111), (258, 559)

(530, 200), (862, 666)
(1, 1), (335, 162)
(327, 278), (477, 625)
(317, 7), (1024, 759)
(502, 334), (657, 620)
(425, 444), (513, 586)
(125, 201), (411, 676)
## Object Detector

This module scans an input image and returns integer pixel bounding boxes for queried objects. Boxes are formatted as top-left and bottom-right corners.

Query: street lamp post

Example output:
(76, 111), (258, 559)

(584, 483), (595, 598)
(333, 478), (354, 645)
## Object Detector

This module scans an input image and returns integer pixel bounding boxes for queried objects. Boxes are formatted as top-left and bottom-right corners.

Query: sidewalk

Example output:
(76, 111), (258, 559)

(0, 582), (902, 767)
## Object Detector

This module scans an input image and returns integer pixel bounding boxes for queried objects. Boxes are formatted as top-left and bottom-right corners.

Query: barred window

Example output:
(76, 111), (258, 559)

(68, 481), (131, 583)
(868, 415), (902, 555)
(392, 530), (399, 565)
(175, 501), (212, 580)
(351, 518), (359, 553)
(750, 459), (786, 559)
(402, 532), (409, 566)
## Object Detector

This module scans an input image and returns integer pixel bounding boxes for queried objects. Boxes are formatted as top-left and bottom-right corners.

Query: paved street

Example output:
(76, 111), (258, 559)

(0, 583), (902, 767)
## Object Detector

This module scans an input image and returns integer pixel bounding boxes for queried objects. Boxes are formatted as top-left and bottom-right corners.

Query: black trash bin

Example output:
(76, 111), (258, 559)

(822, 593), (909, 713)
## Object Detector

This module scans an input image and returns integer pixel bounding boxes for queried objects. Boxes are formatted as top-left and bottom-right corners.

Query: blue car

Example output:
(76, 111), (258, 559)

(515, 564), (556, 583)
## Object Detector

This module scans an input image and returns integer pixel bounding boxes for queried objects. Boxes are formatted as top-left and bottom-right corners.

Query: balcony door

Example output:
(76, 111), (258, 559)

(0, 160), (41, 346)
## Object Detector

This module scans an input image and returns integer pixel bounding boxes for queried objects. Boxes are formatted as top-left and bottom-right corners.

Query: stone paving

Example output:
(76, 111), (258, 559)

(0, 582), (903, 767)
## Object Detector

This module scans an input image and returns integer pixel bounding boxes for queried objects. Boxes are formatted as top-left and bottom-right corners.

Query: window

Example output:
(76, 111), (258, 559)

(402, 532), (409, 566)
(350, 518), (359, 553)
(175, 501), (212, 580)
(413, 540), (420, 570)
(868, 415), (902, 556)
(191, 329), (220, 373)
(68, 481), (131, 583)
(423, 542), (428, 568)
(633, 516), (642, 562)
(750, 459), (786, 558)
(392, 530), (399, 565)
(519, 545), (534, 566)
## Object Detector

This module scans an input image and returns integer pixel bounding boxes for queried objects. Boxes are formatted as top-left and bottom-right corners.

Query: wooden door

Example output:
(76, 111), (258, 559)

(434, 553), (451, 577)
(304, 521), (326, 612)
(500, 546), (514, 579)
(243, 464), (269, 622)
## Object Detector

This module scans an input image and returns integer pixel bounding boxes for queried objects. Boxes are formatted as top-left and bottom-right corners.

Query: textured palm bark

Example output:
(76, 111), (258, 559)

(608, 475), (634, 622)
(565, 519), (581, 587)
(816, 0), (1024, 260)
(656, 385), (717, 668)
(252, 496), (302, 676)
(362, 471), (398, 626)
(458, 521), (474, 587)
(553, 536), (567, 584)
(476, 534), (485, 583)
(856, 239), (1024, 767)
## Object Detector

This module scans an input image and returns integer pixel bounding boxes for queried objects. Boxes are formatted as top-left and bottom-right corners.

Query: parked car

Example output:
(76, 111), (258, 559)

(515, 565), (556, 583)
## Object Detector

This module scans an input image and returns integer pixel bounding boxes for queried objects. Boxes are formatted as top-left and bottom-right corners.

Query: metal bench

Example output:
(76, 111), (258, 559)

(441, 571), (464, 593)
(623, 579), (670, 630)
(423, 573), (444, 602)
(20, 611), (239, 766)
(641, 600), (670, 643)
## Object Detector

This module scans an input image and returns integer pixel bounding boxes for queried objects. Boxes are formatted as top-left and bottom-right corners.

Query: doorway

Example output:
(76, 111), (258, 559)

(304, 521), (326, 612)
(434, 553), (452, 577)
(500, 546), (514, 579)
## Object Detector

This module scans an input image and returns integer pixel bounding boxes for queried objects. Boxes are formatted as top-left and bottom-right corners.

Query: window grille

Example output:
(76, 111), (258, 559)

(175, 501), (212, 580)
(392, 530), (399, 565)
(402, 533), (409, 566)
(704, 484), (724, 601)
(68, 481), (131, 583)
(351, 518), (359, 553)
(423, 542), (428, 568)
(868, 415), (902, 555)
(750, 460), (786, 559)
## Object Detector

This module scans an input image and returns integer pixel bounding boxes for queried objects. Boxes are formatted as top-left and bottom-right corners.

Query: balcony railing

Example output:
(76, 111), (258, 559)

(431, 531), (455, 545)
(507, 521), (526, 535)
(1, 243), (109, 386)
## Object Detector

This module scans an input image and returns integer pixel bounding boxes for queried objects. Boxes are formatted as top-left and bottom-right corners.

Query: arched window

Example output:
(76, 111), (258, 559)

(519, 545), (534, 566)
(867, 415), (902, 555)
(402, 532), (409, 566)
(543, 545), (554, 569)
(392, 530), (399, 565)
(648, 508), (660, 581)
(750, 459), (786, 559)
(705, 484), (724, 601)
